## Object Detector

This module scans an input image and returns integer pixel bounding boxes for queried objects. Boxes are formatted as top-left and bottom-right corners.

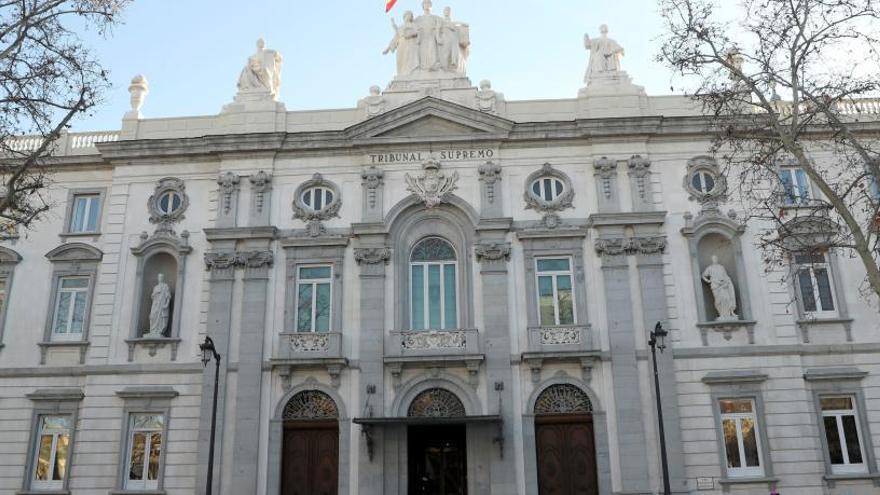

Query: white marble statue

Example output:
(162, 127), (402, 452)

(146, 273), (172, 337)
(237, 38), (283, 98)
(702, 255), (738, 320)
(383, 1), (470, 78)
(476, 80), (499, 113)
(384, 11), (420, 75)
(363, 85), (387, 117)
(584, 24), (625, 83)
(440, 7), (470, 73)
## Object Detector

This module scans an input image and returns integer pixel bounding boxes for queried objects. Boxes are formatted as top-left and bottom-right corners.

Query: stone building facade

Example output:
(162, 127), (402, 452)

(1, 17), (880, 495)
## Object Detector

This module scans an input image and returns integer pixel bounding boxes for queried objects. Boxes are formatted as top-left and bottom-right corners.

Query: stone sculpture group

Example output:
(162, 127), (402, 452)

(383, 0), (470, 77)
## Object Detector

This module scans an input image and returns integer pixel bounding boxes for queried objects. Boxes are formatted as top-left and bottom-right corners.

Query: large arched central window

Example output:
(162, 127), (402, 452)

(410, 237), (458, 330)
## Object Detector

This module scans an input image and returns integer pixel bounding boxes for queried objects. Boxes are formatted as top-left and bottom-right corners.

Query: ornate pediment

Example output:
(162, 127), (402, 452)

(344, 97), (514, 142)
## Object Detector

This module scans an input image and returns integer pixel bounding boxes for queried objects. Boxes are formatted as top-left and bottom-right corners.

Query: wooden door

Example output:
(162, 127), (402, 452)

(535, 414), (598, 495)
(282, 421), (339, 495)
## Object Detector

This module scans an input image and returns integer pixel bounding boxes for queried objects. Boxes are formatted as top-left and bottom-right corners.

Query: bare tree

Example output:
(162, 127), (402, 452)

(0, 0), (129, 230)
(657, 0), (880, 304)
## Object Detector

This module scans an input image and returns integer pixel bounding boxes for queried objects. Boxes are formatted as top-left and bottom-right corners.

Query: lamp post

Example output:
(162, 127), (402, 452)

(200, 336), (221, 495)
(649, 322), (672, 495)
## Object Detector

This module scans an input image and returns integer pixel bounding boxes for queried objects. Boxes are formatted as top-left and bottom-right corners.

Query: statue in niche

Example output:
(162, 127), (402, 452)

(702, 255), (738, 320)
(145, 273), (172, 337)
(384, 11), (420, 75)
(584, 24), (624, 83)
(237, 38), (283, 98)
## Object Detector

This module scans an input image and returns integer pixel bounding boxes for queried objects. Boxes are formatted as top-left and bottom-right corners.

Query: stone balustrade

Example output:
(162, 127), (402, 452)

(526, 325), (596, 354)
(386, 328), (481, 357)
(277, 331), (343, 360)
(4, 130), (120, 156)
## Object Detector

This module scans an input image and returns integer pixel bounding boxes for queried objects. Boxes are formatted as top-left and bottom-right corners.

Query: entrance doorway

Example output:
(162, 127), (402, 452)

(280, 390), (340, 495)
(533, 384), (598, 495)
(408, 424), (467, 495)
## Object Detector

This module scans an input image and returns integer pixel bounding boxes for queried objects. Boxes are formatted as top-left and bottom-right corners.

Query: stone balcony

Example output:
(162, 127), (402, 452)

(271, 331), (346, 388)
(384, 329), (484, 389)
(522, 325), (600, 383)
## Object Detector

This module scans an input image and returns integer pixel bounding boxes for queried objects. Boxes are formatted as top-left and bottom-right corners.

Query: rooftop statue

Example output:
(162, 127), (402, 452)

(384, 1), (470, 78)
(237, 38), (283, 99)
(584, 24), (624, 84)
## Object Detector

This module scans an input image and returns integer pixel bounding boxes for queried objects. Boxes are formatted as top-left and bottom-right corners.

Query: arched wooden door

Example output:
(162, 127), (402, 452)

(280, 391), (339, 495)
(534, 384), (598, 495)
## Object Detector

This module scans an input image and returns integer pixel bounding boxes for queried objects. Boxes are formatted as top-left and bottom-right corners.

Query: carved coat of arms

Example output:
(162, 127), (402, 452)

(405, 158), (459, 208)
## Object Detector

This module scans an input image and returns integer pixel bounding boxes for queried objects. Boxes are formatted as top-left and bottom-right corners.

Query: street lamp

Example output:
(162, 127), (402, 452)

(200, 336), (221, 495)
(649, 322), (672, 495)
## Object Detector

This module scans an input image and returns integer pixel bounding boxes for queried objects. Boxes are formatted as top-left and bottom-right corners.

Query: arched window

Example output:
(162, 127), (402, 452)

(282, 390), (339, 420)
(410, 238), (458, 330)
(534, 384), (592, 415)
(408, 388), (466, 418)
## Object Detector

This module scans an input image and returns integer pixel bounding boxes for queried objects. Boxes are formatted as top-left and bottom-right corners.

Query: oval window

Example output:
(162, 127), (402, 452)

(157, 191), (183, 216)
(691, 170), (716, 194)
(301, 186), (335, 212)
(531, 177), (565, 203)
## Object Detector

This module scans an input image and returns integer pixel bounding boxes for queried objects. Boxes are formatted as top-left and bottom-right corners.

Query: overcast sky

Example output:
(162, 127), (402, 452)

(75, 0), (678, 131)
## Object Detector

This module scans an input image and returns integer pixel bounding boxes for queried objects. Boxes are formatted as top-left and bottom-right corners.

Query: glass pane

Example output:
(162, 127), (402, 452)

(428, 265), (441, 329)
(780, 170), (795, 204)
(148, 433), (162, 480)
(296, 284), (313, 332)
(129, 432), (146, 480)
(538, 276), (555, 326)
(315, 189), (325, 210)
(53, 292), (72, 333)
(411, 238), (456, 261)
(795, 252), (825, 265)
(302, 190), (312, 208)
(720, 399), (753, 414)
(411, 266), (424, 330)
(86, 196), (100, 231)
(42, 416), (70, 430)
(61, 277), (89, 289)
(741, 418), (760, 467)
(537, 258), (570, 272)
(531, 180), (541, 196)
(554, 179), (563, 196)
(722, 419), (742, 468)
(557, 275), (574, 325)
(35, 435), (53, 480)
(824, 416), (844, 464)
(53, 433), (69, 480)
(71, 291), (86, 334)
(300, 266), (331, 280)
(159, 193), (170, 214)
(315, 283), (331, 332)
(71, 197), (87, 232)
(795, 169), (810, 200)
(171, 193), (181, 212)
(542, 179), (553, 201)
(842, 415), (863, 464)
(798, 270), (817, 312)
(325, 190), (333, 205)
(821, 397), (853, 411)
(133, 414), (164, 430)
(815, 268), (835, 311)
(443, 265), (456, 329)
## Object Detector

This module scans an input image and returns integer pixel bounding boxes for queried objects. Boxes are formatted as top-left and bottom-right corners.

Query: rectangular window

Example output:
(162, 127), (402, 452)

(124, 413), (164, 490)
(31, 415), (72, 490)
(535, 258), (575, 326)
(780, 167), (812, 206)
(794, 252), (837, 317)
(51, 276), (90, 341)
(719, 399), (764, 478)
(68, 194), (101, 233)
(820, 396), (867, 474)
(410, 262), (458, 330)
(295, 266), (332, 333)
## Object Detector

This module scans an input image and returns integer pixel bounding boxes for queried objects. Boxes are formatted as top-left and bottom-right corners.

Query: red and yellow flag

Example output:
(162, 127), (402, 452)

(385, 0), (398, 13)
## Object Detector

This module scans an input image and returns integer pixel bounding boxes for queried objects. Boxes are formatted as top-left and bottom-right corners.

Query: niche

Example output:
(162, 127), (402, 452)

(697, 233), (742, 322)
(137, 252), (177, 338)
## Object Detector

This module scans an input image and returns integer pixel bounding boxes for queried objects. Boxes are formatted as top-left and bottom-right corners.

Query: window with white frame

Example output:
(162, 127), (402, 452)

(301, 186), (335, 213)
(535, 258), (575, 326)
(690, 169), (717, 194)
(410, 237), (458, 330)
(50, 276), (90, 341)
(779, 167), (812, 206)
(295, 265), (332, 333)
(820, 396), (867, 474)
(719, 398), (764, 478)
(68, 194), (101, 233)
(30, 415), (72, 490)
(794, 252), (837, 317)
(530, 176), (566, 203)
(124, 413), (164, 490)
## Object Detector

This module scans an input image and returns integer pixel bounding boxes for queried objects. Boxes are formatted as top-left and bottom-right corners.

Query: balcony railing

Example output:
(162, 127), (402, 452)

(526, 325), (596, 354)
(386, 328), (481, 357)
(4, 131), (119, 156)
(276, 331), (343, 360)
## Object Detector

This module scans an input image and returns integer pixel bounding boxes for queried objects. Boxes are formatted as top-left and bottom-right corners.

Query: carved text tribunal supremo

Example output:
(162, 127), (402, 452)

(368, 149), (495, 164)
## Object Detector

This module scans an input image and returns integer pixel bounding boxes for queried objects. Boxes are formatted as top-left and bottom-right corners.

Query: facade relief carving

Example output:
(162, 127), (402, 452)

(203, 250), (274, 271)
(594, 236), (668, 257)
(475, 80), (501, 113)
(400, 330), (467, 350)
(217, 172), (240, 217)
(405, 158), (459, 208)
(353, 247), (392, 265)
(249, 170), (273, 220)
(292, 173), (342, 237)
(524, 163), (575, 228)
(360, 85), (387, 117)
(361, 166), (385, 209)
(474, 242), (511, 263)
